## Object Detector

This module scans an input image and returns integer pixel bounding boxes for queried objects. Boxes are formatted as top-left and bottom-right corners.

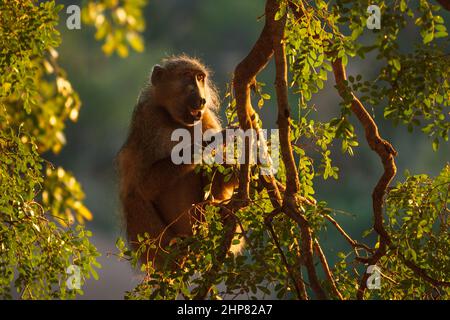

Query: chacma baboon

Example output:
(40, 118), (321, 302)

(117, 55), (237, 266)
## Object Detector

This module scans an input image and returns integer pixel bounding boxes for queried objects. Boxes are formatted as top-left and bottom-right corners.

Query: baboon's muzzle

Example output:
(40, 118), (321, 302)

(186, 92), (206, 122)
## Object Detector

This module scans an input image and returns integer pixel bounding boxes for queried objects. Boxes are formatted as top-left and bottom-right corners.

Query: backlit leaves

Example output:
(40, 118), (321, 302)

(81, 0), (147, 57)
(0, 1), (100, 299)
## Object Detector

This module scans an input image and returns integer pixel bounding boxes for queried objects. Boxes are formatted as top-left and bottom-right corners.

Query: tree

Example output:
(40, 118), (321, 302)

(117, 0), (450, 300)
(1, 0), (448, 300)
(0, 0), (146, 299)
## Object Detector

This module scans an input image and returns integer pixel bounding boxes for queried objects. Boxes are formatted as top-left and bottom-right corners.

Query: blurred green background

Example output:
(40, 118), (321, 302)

(49, 0), (448, 298)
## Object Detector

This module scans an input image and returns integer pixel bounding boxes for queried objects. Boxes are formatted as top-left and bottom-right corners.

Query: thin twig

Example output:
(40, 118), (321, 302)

(314, 239), (344, 300)
(265, 214), (307, 300)
(323, 214), (373, 253)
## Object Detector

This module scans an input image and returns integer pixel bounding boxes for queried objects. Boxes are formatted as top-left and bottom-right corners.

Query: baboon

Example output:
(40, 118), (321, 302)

(117, 55), (237, 266)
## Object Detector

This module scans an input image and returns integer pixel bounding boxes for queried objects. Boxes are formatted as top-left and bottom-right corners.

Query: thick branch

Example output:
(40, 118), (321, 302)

(274, 33), (300, 196)
(284, 201), (327, 299)
(233, 0), (280, 200)
(195, 0), (288, 299)
(273, 16), (327, 299)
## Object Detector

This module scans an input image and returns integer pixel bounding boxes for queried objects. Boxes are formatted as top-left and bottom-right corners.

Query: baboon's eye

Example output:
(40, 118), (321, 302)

(196, 73), (205, 82)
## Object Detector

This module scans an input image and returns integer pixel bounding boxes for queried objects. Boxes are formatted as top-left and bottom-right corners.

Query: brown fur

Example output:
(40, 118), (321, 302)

(117, 55), (236, 266)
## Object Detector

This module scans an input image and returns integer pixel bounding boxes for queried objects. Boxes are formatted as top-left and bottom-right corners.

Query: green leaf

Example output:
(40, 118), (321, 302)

(127, 32), (145, 52)
(258, 98), (264, 108)
(432, 138), (439, 151)
(232, 239), (241, 245)
(392, 59), (401, 71)
(423, 32), (434, 44)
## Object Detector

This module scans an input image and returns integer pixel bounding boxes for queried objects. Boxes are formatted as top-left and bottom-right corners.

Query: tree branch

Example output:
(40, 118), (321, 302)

(233, 0), (281, 200)
(273, 12), (327, 299)
(331, 58), (398, 299)
(314, 239), (344, 300)
(332, 52), (450, 299)
(283, 201), (327, 299)
(266, 214), (308, 300)
(323, 214), (373, 253)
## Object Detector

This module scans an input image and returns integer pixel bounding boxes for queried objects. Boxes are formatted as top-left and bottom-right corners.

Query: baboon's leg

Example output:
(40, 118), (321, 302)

(123, 191), (175, 264)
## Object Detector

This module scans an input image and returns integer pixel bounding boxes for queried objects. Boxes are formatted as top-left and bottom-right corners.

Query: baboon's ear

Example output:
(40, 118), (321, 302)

(151, 65), (165, 85)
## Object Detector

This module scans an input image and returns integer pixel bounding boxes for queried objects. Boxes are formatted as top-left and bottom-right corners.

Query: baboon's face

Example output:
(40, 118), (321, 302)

(152, 64), (209, 126)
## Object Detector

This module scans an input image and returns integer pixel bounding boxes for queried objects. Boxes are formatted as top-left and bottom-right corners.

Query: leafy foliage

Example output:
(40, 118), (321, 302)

(332, 0), (449, 148)
(1, 0), (449, 300)
(81, 0), (148, 57)
(0, 0), (107, 299)
(116, 0), (450, 300)
(0, 125), (100, 299)
(381, 165), (450, 299)
(334, 165), (450, 299)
